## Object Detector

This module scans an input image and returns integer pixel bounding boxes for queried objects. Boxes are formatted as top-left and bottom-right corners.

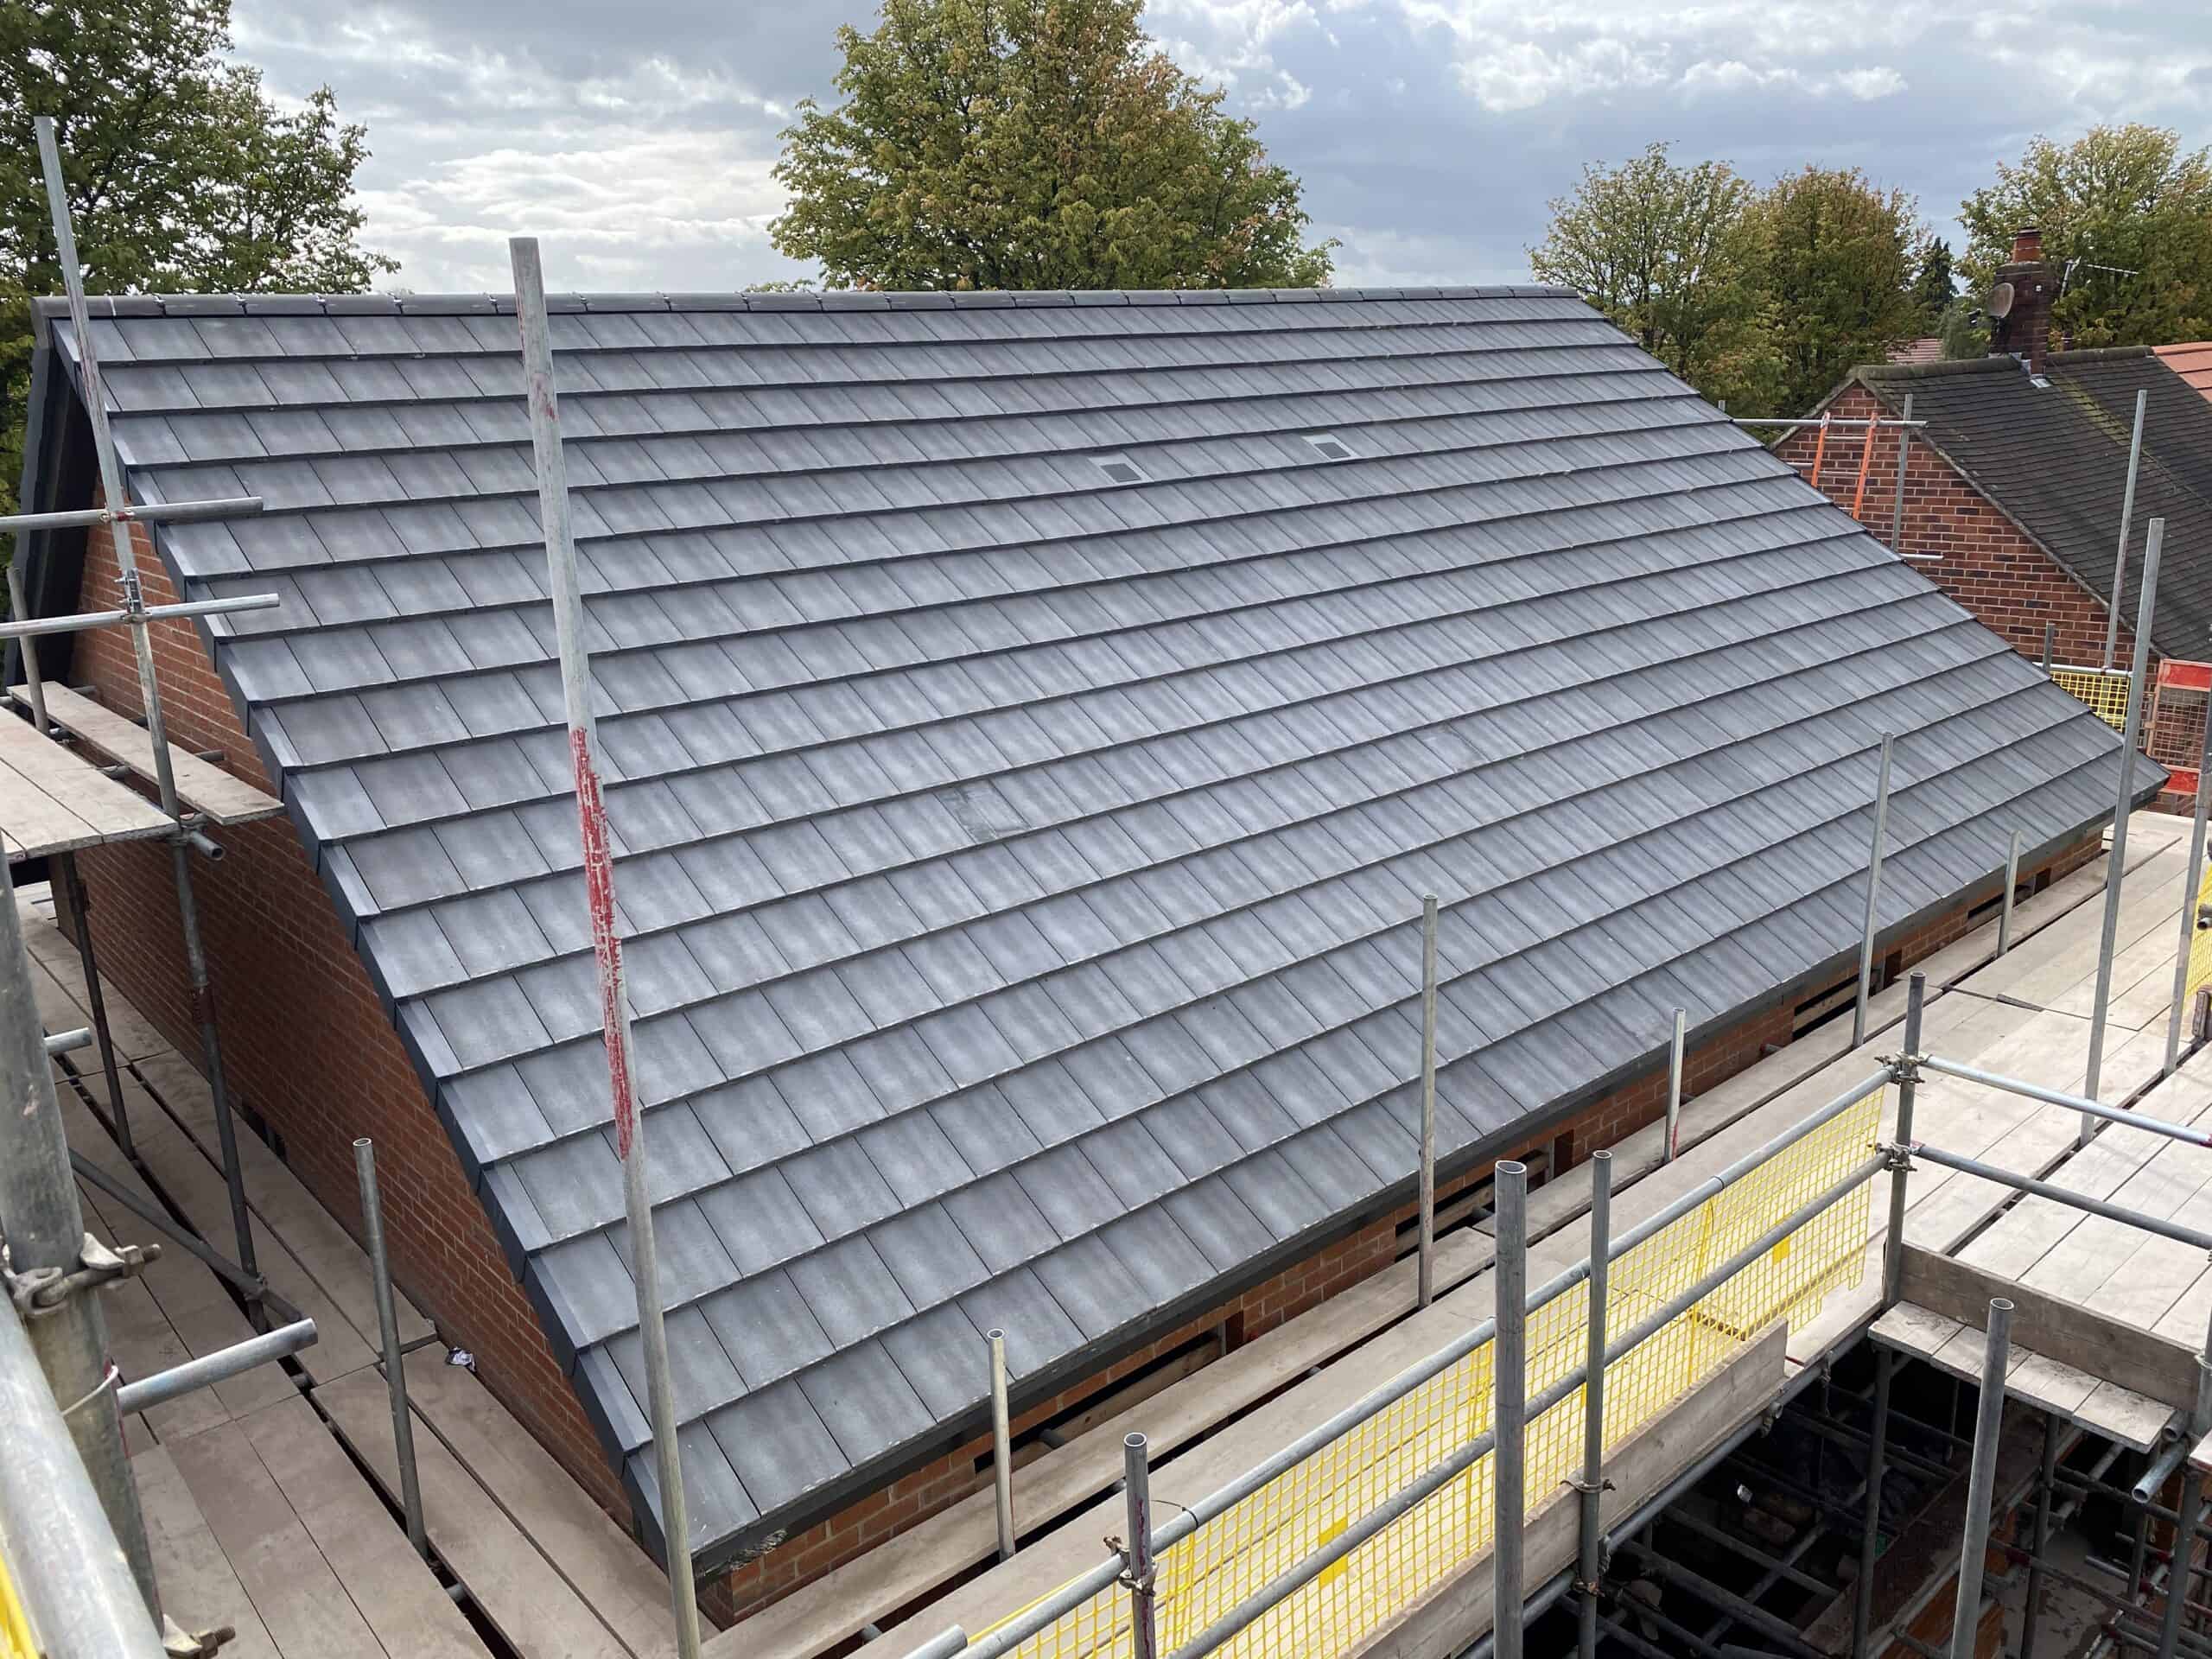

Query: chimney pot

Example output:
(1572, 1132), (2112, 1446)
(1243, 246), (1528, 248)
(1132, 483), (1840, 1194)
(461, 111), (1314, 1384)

(2011, 227), (2044, 264)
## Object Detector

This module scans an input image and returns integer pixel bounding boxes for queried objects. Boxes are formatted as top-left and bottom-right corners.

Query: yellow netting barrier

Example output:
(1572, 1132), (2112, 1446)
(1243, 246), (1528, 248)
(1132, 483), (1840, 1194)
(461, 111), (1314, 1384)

(995, 1082), (1885, 1659)
(0, 1548), (35, 1659)
(2053, 666), (2132, 731)
(2187, 860), (2212, 1014)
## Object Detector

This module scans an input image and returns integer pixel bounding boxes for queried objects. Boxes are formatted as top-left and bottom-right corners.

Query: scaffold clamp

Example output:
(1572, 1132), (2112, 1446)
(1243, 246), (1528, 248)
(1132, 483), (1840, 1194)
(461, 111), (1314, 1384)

(7, 1233), (160, 1317)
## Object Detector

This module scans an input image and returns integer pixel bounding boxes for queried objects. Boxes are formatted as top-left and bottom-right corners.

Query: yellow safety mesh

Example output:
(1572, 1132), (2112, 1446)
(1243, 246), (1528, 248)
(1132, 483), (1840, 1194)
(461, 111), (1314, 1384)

(2186, 859), (2212, 1013)
(2053, 666), (2131, 731)
(0, 1547), (35, 1659)
(995, 1083), (1885, 1659)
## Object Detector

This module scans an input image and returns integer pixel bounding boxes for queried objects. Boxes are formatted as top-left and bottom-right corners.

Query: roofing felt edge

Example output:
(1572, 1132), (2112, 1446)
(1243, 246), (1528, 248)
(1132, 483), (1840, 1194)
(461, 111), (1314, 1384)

(29, 283), (1580, 327)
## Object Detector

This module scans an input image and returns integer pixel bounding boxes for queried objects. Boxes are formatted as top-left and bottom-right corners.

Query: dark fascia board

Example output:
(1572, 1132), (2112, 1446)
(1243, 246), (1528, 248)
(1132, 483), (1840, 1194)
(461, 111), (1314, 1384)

(683, 785), (2145, 1570)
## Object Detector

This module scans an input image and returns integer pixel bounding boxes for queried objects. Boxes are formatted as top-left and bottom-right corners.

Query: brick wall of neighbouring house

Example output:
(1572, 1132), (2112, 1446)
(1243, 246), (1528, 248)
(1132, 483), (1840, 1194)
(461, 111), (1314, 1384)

(44, 518), (2100, 1634)
(1776, 382), (2204, 804)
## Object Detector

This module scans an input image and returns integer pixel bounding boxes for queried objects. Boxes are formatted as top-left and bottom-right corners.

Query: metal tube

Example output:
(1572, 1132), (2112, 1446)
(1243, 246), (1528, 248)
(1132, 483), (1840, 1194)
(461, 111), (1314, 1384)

(2163, 1471), (2205, 1659)
(0, 494), (265, 535)
(2088, 516), (2165, 1141)
(2140, 1435), (2193, 1507)
(2000, 829), (2024, 957)
(1574, 1152), (1612, 1659)
(0, 830), (158, 1614)
(2022, 1413), (2060, 1659)
(1891, 393), (1915, 551)
(1617, 1543), (1821, 1658)
(1885, 975), (1925, 1304)
(905, 1630), (973, 1659)
(511, 235), (700, 1658)
(2168, 702), (2212, 1075)
(6, 559), (49, 734)
(1732, 416), (1930, 429)
(355, 1140), (426, 1559)
(44, 1024), (91, 1055)
(66, 1148), (279, 1310)
(1495, 1160), (1529, 1659)
(1949, 1299), (2013, 1659)
(1125, 1432), (1157, 1659)
(988, 1328), (1014, 1563)
(1664, 1007), (1687, 1162)
(0, 1294), (166, 1657)
(1852, 1345), (1897, 1659)
(0, 591), (282, 640)
(1907, 1143), (2212, 1252)
(2045, 623), (2057, 675)
(1419, 894), (1439, 1307)
(1853, 734), (1895, 1049)
(35, 122), (260, 1309)
(113, 1317), (316, 1414)
(2106, 390), (2149, 671)
(57, 854), (132, 1159)
(1916, 1052), (2212, 1150)
(1459, 1569), (1575, 1659)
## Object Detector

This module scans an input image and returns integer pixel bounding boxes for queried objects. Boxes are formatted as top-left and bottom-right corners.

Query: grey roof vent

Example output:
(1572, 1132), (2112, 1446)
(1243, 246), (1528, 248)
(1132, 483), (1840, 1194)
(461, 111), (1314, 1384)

(1093, 453), (1146, 484)
(1304, 432), (1356, 461)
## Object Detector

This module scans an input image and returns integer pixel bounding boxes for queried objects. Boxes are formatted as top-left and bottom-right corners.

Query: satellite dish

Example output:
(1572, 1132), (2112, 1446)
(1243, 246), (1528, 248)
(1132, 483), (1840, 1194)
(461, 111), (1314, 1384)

(1987, 280), (2016, 320)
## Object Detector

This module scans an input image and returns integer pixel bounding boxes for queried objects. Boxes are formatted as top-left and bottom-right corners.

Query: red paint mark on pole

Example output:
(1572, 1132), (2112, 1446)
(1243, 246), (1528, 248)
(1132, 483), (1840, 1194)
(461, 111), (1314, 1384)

(571, 727), (636, 1160)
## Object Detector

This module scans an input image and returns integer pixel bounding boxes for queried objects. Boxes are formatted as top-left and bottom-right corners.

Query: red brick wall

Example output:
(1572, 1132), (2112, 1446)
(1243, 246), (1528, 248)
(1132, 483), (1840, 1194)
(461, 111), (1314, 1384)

(45, 516), (2100, 1630)
(59, 523), (628, 1522)
(1777, 382), (2203, 801)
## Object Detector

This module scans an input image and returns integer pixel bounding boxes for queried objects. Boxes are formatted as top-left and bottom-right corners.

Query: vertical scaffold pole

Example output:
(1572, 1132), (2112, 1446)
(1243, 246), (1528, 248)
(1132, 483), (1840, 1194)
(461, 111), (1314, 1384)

(1854, 971), (1923, 1659)
(1948, 1300), (2013, 1659)
(2019, 1412), (2059, 1659)
(2104, 389), (2148, 672)
(2165, 695), (2212, 1076)
(988, 1328), (1015, 1562)
(1853, 734), (1895, 1050)
(1663, 1007), (1686, 1163)
(2086, 518), (2164, 1142)
(355, 1139), (426, 1559)
(1494, 1160), (1529, 1659)
(1573, 1152), (1612, 1659)
(1999, 829), (2023, 959)
(511, 235), (701, 1659)
(1124, 1433), (1157, 1659)
(0, 836), (158, 1615)
(2042, 623), (2056, 676)
(2158, 1299), (2212, 1659)
(35, 113), (257, 1303)
(1419, 894), (1439, 1308)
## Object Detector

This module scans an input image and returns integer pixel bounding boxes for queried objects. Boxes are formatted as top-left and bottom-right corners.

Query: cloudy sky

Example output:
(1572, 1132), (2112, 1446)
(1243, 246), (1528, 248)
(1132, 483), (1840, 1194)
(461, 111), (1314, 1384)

(233, 0), (2212, 296)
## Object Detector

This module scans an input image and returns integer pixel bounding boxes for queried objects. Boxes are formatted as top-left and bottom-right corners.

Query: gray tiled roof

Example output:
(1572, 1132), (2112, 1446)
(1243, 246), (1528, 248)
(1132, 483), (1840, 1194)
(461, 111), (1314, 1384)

(1853, 349), (2212, 664)
(30, 286), (2137, 1568)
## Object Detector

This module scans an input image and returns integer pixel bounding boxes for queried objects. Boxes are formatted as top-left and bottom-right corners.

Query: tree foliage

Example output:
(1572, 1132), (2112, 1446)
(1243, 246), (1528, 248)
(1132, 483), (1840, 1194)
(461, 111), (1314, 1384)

(1, 0), (392, 569)
(771, 0), (1334, 291)
(1911, 238), (1955, 325)
(1529, 143), (1773, 409)
(1959, 124), (2212, 348)
(1751, 166), (1923, 416)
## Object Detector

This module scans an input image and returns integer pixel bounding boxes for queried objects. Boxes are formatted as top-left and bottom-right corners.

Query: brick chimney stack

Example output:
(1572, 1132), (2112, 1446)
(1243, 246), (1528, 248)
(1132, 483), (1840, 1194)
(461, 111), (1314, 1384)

(1991, 226), (2053, 372)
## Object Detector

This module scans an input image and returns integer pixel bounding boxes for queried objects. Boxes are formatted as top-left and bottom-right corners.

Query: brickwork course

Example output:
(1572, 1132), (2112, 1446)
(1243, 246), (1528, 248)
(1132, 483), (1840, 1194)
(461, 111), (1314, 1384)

(7, 284), (2144, 1614)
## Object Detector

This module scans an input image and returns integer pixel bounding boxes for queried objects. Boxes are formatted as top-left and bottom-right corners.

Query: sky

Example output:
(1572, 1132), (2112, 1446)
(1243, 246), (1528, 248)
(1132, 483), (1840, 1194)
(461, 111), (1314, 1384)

(232, 0), (2212, 297)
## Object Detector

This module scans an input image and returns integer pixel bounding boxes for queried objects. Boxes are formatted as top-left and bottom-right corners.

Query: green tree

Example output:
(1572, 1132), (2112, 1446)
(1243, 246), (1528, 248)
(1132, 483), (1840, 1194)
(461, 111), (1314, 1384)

(1, 0), (393, 575)
(1911, 238), (1956, 325)
(1529, 142), (1774, 410)
(1749, 165), (1924, 413)
(1959, 124), (2212, 347)
(771, 0), (1334, 291)
(1937, 296), (1986, 359)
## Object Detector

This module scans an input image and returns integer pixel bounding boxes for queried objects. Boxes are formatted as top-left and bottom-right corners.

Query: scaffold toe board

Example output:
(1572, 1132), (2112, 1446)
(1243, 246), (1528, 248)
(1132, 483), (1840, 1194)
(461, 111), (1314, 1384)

(0, 708), (173, 860)
(10, 683), (281, 826)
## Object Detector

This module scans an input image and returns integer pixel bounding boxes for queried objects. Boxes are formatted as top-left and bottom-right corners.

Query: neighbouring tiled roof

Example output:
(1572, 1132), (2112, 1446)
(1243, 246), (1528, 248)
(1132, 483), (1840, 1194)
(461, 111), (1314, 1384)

(2156, 341), (2212, 404)
(1853, 348), (2212, 664)
(26, 286), (2138, 1568)
(1889, 337), (1943, 365)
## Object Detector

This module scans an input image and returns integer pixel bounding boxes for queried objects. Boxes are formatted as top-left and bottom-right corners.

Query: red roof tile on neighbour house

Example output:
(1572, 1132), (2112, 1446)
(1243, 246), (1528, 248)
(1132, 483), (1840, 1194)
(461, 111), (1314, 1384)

(2155, 343), (2212, 403)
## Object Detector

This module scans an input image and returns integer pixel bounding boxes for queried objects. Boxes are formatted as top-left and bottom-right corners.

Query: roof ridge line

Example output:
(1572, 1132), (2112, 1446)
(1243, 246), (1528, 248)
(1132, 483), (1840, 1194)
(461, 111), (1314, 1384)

(31, 284), (1580, 322)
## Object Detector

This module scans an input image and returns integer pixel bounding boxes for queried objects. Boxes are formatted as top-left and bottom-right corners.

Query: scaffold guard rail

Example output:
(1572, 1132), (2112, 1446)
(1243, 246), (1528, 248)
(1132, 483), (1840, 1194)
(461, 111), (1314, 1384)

(912, 1071), (1889, 1659)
